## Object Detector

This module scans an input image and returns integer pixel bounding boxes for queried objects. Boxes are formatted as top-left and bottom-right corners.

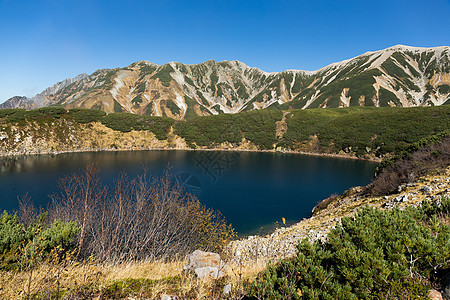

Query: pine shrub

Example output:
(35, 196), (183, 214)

(248, 198), (450, 299)
(0, 211), (79, 270)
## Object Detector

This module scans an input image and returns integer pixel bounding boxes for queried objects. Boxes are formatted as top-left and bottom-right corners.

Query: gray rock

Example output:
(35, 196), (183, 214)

(422, 185), (433, 195)
(184, 250), (228, 280)
(223, 283), (232, 295)
(194, 266), (220, 280)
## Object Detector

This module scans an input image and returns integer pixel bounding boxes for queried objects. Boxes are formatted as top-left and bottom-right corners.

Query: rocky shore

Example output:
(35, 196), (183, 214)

(227, 167), (450, 266)
(0, 120), (381, 161)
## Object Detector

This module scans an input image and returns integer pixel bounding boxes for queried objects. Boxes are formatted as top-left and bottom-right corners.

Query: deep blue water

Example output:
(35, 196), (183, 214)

(0, 150), (378, 235)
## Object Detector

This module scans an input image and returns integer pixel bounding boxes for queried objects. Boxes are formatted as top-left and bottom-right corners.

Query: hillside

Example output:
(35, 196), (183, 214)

(1, 106), (449, 159)
(1, 45), (449, 119)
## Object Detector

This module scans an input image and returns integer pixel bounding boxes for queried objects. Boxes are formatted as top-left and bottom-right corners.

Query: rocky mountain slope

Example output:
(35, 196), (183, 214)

(2, 45), (449, 119)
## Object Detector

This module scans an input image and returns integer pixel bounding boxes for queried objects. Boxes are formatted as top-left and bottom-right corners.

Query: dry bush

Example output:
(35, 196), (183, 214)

(369, 136), (450, 196)
(48, 164), (234, 263)
(312, 193), (339, 215)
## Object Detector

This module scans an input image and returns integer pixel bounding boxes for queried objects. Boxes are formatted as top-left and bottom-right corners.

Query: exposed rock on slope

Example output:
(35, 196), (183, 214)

(2, 45), (449, 118)
(0, 120), (175, 156)
(0, 96), (34, 109)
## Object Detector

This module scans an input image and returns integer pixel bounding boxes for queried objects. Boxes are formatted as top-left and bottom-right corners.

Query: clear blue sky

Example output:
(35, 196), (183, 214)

(0, 0), (449, 103)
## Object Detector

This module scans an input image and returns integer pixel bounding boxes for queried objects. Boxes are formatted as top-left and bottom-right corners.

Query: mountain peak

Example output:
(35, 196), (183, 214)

(386, 44), (449, 52)
(2, 46), (449, 115)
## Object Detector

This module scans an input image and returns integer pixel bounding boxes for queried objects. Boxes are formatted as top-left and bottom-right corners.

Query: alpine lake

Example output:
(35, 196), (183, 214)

(0, 150), (378, 236)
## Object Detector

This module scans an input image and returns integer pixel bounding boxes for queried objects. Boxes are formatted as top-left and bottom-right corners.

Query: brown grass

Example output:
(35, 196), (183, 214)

(0, 257), (268, 299)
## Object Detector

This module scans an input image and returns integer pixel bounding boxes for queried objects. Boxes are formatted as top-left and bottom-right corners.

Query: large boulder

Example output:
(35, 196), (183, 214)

(183, 250), (228, 280)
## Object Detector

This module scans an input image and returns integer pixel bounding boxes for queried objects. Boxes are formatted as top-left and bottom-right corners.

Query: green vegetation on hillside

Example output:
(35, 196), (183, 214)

(0, 108), (174, 140)
(68, 108), (106, 123)
(248, 198), (450, 299)
(100, 113), (174, 139)
(0, 107), (68, 123)
(281, 106), (450, 157)
(151, 64), (174, 87)
(1, 105), (450, 157)
(174, 109), (283, 149)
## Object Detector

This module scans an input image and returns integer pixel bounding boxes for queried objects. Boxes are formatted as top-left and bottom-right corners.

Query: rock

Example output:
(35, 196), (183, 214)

(160, 294), (176, 300)
(428, 289), (443, 300)
(194, 266), (220, 280)
(223, 283), (232, 295)
(422, 185), (433, 195)
(183, 250), (227, 280)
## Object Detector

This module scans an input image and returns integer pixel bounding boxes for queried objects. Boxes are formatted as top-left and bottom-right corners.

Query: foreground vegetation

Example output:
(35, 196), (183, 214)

(0, 166), (234, 298)
(245, 127), (450, 298)
(247, 198), (449, 299)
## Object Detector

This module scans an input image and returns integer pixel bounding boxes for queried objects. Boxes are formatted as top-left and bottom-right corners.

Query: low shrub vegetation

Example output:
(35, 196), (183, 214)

(247, 198), (450, 299)
(282, 106), (450, 157)
(47, 165), (233, 262)
(68, 108), (106, 123)
(369, 131), (450, 195)
(1, 105), (449, 156)
(0, 210), (79, 270)
(174, 109), (283, 149)
(100, 112), (174, 139)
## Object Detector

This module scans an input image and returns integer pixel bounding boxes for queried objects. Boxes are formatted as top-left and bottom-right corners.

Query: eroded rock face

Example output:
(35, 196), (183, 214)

(183, 250), (228, 280)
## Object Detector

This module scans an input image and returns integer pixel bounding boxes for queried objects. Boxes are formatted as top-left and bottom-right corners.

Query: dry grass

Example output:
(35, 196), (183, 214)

(103, 260), (184, 282)
(0, 257), (267, 299)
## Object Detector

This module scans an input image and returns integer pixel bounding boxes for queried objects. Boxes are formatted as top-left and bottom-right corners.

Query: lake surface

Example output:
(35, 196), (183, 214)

(0, 150), (378, 235)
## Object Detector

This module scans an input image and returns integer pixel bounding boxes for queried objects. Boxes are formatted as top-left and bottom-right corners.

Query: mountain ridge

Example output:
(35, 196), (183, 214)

(2, 45), (449, 119)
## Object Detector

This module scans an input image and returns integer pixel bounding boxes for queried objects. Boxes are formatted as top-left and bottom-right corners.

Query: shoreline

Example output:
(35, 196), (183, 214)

(0, 146), (381, 162)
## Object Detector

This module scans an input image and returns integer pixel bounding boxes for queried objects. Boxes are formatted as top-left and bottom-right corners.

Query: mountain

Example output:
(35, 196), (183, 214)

(0, 96), (34, 109)
(2, 45), (449, 119)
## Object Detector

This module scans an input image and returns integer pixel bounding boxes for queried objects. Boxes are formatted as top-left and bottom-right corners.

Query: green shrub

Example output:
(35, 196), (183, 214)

(100, 112), (174, 139)
(174, 109), (283, 149)
(0, 108), (24, 118)
(248, 199), (450, 299)
(68, 108), (106, 123)
(282, 106), (450, 157)
(1, 107), (68, 123)
(0, 211), (23, 254)
(0, 211), (79, 270)
(37, 106), (67, 118)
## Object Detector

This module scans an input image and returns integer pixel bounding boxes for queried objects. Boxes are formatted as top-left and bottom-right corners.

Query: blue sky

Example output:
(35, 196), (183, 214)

(0, 0), (449, 103)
